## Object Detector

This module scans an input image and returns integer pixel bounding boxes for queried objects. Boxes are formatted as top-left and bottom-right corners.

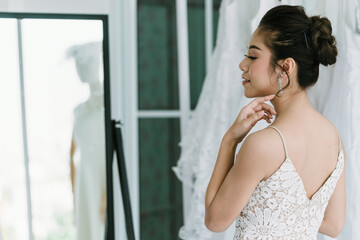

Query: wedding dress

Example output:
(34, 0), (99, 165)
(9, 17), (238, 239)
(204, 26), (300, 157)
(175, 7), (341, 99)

(73, 91), (106, 240)
(68, 42), (106, 240)
(234, 126), (344, 240)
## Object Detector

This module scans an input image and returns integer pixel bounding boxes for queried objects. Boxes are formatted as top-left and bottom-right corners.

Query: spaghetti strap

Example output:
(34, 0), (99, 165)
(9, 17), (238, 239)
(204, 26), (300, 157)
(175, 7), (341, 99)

(268, 126), (289, 158)
(335, 127), (342, 154)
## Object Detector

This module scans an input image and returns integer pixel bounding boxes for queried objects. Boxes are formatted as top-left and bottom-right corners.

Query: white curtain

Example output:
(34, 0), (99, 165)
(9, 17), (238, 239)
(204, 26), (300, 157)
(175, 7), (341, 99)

(173, 0), (360, 239)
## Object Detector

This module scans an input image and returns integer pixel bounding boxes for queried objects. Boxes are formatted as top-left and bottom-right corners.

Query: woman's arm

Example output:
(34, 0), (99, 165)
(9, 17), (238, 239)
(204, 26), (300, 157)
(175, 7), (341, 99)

(204, 133), (237, 213)
(205, 95), (276, 232)
(319, 140), (346, 238)
(204, 132), (273, 232)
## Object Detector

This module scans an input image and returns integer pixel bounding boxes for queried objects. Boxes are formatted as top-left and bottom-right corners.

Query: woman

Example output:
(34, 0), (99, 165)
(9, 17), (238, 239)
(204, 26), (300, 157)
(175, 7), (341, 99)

(204, 5), (346, 239)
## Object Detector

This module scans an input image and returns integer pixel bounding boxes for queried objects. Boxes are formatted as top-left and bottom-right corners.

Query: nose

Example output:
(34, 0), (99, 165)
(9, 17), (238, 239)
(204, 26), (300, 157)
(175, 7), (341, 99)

(239, 57), (248, 72)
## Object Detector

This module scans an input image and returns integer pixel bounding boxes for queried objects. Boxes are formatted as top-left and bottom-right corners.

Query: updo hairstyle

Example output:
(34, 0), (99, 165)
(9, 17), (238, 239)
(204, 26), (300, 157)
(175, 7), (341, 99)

(258, 5), (338, 93)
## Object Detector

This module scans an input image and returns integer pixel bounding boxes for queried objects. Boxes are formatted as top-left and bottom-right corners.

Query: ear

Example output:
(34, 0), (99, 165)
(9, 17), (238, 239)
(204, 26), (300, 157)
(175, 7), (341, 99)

(279, 57), (296, 78)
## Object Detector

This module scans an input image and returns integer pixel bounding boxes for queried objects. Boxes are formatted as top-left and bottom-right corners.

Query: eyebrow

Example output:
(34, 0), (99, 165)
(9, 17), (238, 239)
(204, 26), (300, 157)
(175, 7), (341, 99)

(248, 45), (262, 51)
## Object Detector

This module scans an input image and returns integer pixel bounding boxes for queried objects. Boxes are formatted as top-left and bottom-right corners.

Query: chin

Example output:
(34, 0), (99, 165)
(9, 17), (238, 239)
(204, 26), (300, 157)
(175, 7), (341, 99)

(244, 90), (270, 99)
(244, 91), (257, 98)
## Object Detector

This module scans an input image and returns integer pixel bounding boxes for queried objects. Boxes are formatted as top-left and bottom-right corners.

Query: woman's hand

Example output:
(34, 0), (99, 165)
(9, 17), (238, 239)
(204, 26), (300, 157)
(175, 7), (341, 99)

(226, 95), (276, 143)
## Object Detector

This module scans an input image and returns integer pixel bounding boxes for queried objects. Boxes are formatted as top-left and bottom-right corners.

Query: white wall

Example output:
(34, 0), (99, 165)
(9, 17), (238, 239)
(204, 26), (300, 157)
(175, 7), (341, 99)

(0, 1), (137, 240)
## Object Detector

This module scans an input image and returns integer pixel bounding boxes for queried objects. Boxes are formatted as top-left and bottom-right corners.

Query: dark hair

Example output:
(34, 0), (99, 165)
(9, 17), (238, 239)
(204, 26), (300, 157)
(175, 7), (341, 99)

(258, 5), (337, 93)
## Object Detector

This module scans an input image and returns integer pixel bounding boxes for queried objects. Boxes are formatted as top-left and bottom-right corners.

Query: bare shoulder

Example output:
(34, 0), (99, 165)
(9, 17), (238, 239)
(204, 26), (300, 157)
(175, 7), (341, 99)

(314, 110), (340, 138)
(241, 127), (281, 152)
(236, 127), (287, 181)
(309, 109), (345, 160)
(324, 118), (346, 156)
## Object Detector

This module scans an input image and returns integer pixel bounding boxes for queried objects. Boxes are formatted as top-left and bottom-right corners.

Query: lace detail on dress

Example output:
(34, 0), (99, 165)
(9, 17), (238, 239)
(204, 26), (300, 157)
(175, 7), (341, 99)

(233, 126), (344, 240)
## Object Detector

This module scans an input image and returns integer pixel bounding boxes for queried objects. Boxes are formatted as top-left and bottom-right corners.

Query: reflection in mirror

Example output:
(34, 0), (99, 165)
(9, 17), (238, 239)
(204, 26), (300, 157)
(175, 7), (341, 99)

(67, 41), (106, 240)
(0, 17), (107, 240)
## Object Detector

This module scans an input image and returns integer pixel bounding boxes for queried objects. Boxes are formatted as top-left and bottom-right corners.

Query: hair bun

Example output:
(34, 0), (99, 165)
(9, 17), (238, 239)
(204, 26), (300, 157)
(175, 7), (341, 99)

(308, 16), (337, 66)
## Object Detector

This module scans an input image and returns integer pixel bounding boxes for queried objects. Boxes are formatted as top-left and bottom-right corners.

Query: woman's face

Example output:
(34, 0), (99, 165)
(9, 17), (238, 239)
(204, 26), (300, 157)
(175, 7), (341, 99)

(239, 29), (280, 98)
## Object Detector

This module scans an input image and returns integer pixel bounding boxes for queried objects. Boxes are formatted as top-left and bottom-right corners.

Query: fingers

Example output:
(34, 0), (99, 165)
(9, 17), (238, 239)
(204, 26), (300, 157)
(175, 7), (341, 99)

(253, 103), (276, 116)
(263, 94), (276, 101)
(247, 95), (276, 111)
(253, 110), (272, 124)
(264, 102), (277, 115)
(248, 110), (265, 127)
(261, 113), (272, 123)
(238, 94), (276, 124)
(248, 94), (275, 108)
(244, 109), (272, 121)
(246, 103), (276, 122)
(242, 110), (271, 135)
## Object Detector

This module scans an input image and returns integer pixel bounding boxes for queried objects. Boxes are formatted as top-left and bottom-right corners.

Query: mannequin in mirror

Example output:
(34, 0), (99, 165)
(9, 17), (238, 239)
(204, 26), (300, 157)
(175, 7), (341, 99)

(67, 41), (106, 240)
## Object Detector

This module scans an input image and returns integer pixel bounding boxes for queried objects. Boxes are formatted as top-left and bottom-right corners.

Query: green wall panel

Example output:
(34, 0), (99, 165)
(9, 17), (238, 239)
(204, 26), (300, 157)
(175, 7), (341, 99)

(139, 118), (183, 239)
(137, 0), (221, 239)
(138, 2), (179, 110)
(138, 0), (220, 110)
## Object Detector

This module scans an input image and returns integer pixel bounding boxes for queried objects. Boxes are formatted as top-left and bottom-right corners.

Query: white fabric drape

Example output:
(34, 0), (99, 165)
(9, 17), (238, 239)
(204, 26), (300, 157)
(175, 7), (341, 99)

(318, 0), (360, 239)
(172, 0), (360, 239)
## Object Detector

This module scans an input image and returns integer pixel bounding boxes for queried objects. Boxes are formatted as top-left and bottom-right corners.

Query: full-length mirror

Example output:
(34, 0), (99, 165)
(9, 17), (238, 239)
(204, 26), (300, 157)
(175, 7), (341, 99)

(0, 14), (111, 240)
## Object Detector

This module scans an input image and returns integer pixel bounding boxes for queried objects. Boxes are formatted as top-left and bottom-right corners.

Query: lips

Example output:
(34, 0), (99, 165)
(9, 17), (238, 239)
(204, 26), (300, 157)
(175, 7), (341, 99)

(242, 76), (250, 82)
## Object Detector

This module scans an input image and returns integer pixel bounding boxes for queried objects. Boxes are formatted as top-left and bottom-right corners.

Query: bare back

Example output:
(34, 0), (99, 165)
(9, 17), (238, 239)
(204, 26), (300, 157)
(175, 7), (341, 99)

(233, 106), (345, 239)
(264, 107), (341, 199)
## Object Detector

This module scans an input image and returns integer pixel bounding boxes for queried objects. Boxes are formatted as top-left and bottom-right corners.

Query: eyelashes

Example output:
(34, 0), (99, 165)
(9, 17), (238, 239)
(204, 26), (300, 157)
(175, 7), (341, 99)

(244, 54), (257, 60)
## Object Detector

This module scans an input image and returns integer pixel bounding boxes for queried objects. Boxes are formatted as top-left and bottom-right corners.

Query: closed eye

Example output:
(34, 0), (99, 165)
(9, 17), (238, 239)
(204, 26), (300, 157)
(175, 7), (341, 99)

(244, 54), (257, 60)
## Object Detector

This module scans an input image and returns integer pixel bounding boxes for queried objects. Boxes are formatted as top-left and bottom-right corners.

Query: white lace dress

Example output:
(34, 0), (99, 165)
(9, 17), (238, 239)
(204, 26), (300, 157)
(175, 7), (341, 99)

(234, 126), (344, 240)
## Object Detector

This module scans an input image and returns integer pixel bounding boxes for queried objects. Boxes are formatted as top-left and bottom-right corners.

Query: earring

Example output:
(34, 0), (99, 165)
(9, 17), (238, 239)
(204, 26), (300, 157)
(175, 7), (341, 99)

(278, 73), (283, 93)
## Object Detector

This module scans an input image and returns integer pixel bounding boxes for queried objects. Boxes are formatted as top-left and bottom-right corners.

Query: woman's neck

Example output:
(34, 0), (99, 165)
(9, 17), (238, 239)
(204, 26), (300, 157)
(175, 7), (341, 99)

(270, 89), (313, 122)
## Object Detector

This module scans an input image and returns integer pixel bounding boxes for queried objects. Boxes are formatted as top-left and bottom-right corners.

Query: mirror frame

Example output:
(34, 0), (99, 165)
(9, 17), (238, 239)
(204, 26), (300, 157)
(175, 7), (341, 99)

(0, 12), (114, 240)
